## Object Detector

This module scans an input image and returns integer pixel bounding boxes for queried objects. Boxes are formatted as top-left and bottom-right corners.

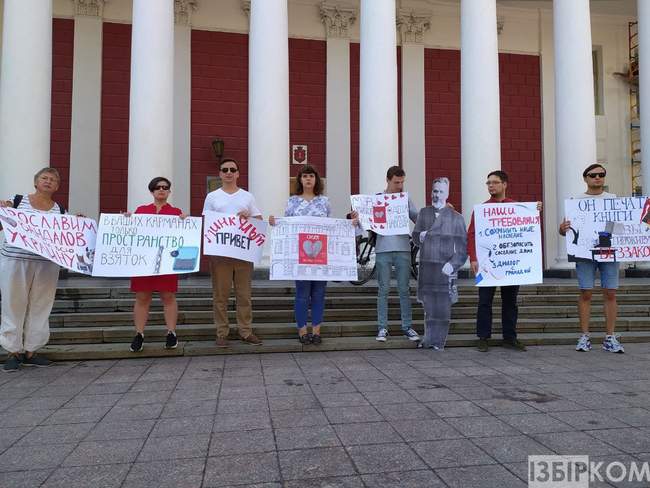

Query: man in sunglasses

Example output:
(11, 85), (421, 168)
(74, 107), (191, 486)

(559, 163), (623, 353)
(203, 158), (263, 347)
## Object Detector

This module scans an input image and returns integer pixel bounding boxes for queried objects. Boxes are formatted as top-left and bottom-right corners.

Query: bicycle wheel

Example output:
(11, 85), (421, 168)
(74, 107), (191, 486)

(350, 236), (376, 285)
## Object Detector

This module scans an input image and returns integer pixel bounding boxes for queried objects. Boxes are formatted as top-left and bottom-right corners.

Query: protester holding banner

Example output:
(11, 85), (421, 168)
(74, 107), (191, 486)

(270, 165), (331, 345)
(0, 168), (65, 371)
(467, 170), (541, 353)
(413, 177), (467, 349)
(127, 177), (184, 353)
(203, 158), (263, 347)
(559, 164), (623, 353)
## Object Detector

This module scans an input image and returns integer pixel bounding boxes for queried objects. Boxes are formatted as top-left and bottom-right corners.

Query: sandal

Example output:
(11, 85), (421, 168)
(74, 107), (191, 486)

(311, 334), (322, 345)
(298, 334), (311, 345)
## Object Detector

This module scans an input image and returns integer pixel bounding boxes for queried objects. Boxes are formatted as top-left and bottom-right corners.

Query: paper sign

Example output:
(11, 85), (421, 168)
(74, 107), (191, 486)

(203, 212), (267, 264)
(350, 193), (410, 236)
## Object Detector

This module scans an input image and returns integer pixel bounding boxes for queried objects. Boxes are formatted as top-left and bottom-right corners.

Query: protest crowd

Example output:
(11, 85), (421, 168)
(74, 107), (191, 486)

(0, 160), (631, 371)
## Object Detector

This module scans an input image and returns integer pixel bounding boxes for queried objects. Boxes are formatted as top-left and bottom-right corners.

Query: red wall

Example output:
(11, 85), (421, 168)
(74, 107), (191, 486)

(50, 18), (74, 208)
(100, 22), (131, 213)
(350, 43), (360, 195)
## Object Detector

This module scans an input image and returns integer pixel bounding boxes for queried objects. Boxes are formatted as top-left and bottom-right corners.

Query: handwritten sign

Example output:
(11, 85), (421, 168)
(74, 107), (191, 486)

(270, 216), (357, 281)
(350, 192), (410, 236)
(92, 213), (202, 277)
(0, 207), (97, 275)
(565, 196), (650, 262)
(203, 212), (267, 264)
(474, 202), (543, 286)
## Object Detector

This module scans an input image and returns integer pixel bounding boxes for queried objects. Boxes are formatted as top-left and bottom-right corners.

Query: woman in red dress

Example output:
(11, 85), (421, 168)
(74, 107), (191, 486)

(129, 177), (185, 353)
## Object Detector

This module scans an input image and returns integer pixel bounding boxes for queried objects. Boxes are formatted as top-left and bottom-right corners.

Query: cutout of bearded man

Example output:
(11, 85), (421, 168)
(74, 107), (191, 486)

(412, 177), (468, 349)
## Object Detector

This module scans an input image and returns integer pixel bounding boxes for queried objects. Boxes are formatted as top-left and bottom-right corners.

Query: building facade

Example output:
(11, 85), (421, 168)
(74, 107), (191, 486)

(0, 0), (644, 267)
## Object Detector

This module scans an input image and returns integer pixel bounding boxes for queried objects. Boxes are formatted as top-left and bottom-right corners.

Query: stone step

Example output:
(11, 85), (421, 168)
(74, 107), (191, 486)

(32, 330), (650, 361)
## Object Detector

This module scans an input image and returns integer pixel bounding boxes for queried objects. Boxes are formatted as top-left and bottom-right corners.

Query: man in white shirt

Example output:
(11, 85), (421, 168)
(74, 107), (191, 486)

(203, 158), (263, 347)
(559, 163), (623, 353)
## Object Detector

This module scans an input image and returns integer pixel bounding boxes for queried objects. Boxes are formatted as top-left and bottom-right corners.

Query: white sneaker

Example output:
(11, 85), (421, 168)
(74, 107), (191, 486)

(404, 328), (420, 342)
(376, 328), (388, 342)
(603, 335), (625, 354)
(576, 334), (591, 352)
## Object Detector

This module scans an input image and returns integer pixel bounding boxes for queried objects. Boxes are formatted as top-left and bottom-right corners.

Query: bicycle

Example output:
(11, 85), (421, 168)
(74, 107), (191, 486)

(350, 231), (419, 285)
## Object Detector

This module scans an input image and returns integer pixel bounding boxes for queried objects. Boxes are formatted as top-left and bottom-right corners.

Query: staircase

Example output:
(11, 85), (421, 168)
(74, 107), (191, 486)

(16, 277), (650, 360)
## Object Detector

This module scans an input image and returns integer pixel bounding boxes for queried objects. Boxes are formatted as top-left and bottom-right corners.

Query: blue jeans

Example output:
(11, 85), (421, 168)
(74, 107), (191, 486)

(295, 280), (327, 329)
(576, 261), (619, 290)
(376, 251), (412, 331)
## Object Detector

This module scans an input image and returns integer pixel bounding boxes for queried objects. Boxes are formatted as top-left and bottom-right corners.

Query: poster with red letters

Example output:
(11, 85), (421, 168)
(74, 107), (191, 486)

(351, 192), (410, 236)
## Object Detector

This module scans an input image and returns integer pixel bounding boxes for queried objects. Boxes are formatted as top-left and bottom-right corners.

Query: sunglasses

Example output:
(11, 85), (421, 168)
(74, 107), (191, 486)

(220, 167), (238, 173)
(153, 185), (170, 191)
(587, 172), (606, 179)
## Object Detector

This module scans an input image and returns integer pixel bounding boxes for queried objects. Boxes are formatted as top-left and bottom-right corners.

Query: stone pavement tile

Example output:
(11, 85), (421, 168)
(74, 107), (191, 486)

(213, 411), (271, 432)
(271, 408), (330, 428)
(204, 451), (280, 486)
(63, 439), (145, 466)
(115, 390), (172, 406)
(41, 464), (131, 488)
(524, 398), (587, 413)
(426, 400), (488, 418)
(217, 397), (268, 414)
(324, 406), (383, 424)
(0, 469), (51, 488)
(168, 388), (219, 402)
(278, 447), (356, 480)
(137, 433), (210, 461)
(361, 469), (446, 488)
(81, 382), (133, 395)
(411, 439), (497, 468)
(210, 429), (276, 455)
(390, 419), (463, 442)
(128, 380), (177, 393)
(275, 425), (340, 450)
(0, 426), (33, 450)
(473, 398), (539, 415)
(375, 402), (437, 421)
(64, 394), (123, 409)
(588, 428), (650, 454)
(581, 454), (644, 488)
(150, 415), (213, 437)
(13, 395), (72, 411)
(316, 393), (370, 408)
(268, 394), (318, 412)
(218, 385), (267, 400)
(351, 379), (403, 393)
(0, 398), (20, 413)
(435, 464), (526, 488)
(450, 386), (503, 401)
(0, 442), (76, 471)
(608, 407), (650, 427)
(85, 419), (156, 441)
(43, 406), (111, 425)
(407, 387), (464, 403)
(444, 416), (520, 438)
(310, 382), (359, 396)
(265, 383), (312, 397)
(104, 402), (164, 421)
(283, 475), (364, 488)
(175, 377), (221, 390)
(122, 458), (205, 488)
(532, 431), (623, 456)
(0, 408), (54, 428)
(549, 410), (628, 430)
(160, 399), (217, 418)
(471, 435), (554, 463)
(346, 443), (427, 474)
(565, 392), (637, 410)
(16, 422), (95, 446)
(362, 390), (416, 406)
(333, 422), (402, 446)
(498, 413), (575, 434)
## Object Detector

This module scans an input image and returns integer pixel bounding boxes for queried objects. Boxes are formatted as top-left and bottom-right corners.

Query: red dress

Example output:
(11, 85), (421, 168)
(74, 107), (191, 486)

(130, 203), (183, 293)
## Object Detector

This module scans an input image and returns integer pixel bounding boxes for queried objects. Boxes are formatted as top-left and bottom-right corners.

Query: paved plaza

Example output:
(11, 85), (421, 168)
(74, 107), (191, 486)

(1, 344), (650, 487)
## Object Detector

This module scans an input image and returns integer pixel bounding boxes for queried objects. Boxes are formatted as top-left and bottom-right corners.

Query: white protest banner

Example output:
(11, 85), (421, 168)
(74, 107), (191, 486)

(269, 216), (357, 281)
(92, 213), (202, 276)
(350, 192), (410, 236)
(564, 196), (650, 262)
(203, 212), (267, 264)
(474, 202), (543, 287)
(0, 207), (97, 275)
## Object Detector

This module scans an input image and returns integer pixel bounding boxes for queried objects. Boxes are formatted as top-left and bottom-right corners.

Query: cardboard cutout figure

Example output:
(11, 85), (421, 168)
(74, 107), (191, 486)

(413, 178), (468, 349)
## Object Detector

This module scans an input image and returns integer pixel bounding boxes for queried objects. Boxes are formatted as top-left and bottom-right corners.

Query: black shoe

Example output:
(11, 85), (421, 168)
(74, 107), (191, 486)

(2, 355), (21, 373)
(503, 338), (527, 351)
(165, 331), (178, 349)
(130, 333), (144, 352)
(22, 354), (52, 367)
(477, 338), (489, 352)
(311, 334), (322, 345)
(299, 334), (311, 345)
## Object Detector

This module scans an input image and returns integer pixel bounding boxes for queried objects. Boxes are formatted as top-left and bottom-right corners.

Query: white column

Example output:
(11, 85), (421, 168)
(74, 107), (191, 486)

(248, 0), (289, 218)
(398, 10), (430, 210)
(461, 0), (501, 222)
(321, 3), (356, 217)
(553, 0), (596, 265)
(638, 0), (650, 195)
(359, 0), (398, 194)
(127, 0), (175, 210)
(172, 0), (195, 213)
(0, 0), (52, 198)
(69, 1), (105, 219)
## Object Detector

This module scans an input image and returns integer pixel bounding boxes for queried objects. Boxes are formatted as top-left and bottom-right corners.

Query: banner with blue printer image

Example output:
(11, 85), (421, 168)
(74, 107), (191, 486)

(92, 213), (203, 276)
(564, 196), (650, 262)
